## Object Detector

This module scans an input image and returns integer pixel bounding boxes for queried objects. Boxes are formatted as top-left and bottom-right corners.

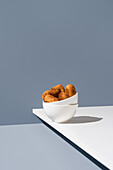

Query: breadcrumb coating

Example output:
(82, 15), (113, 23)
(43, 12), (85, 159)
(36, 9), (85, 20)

(58, 92), (69, 100)
(50, 84), (64, 97)
(42, 90), (50, 100)
(44, 94), (59, 102)
(65, 84), (76, 97)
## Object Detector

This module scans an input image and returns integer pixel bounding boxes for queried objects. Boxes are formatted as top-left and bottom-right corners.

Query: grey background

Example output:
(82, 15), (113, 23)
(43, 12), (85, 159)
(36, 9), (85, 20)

(0, 0), (113, 125)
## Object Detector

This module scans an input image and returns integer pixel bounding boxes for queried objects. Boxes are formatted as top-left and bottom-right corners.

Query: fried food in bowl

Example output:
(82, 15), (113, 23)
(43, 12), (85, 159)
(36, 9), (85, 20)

(42, 83), (78, 122)
(42, 84), (78, 104)
(43, 92), (78, 105)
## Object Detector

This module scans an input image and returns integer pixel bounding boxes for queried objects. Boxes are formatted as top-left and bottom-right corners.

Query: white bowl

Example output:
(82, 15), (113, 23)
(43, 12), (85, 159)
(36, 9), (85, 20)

(43, 102), (78, 123)
(43, 92), (78, 105)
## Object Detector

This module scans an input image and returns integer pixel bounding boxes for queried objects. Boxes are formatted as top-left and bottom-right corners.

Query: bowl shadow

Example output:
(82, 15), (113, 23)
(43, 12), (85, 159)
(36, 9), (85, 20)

(63, 116), (102, 124)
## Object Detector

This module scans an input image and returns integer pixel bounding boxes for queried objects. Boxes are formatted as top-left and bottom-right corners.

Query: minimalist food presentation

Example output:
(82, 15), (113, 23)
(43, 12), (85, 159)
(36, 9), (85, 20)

(33, 85), (113, 169)
(42, 84), (78, 123)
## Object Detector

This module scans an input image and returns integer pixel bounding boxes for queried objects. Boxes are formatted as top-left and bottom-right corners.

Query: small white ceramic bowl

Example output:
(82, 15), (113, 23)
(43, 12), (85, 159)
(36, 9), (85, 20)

(43, 92), (78, 105)
(43, 102), (78, 123)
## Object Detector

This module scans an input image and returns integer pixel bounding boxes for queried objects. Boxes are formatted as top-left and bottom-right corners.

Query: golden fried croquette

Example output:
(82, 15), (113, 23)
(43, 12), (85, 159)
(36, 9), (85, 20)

(65, 84), (76, 97)
(44, 94), (59, 102)
(50, 84), (65, 97)
(57, 84), (65, 92)
(58, 92), (69, 100)
(42, 90), (50, 100)
(50, 87), (60, 97)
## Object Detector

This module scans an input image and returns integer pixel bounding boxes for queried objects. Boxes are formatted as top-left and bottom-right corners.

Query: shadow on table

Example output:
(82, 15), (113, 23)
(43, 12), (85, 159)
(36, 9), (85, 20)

(64, 116), (102, 124)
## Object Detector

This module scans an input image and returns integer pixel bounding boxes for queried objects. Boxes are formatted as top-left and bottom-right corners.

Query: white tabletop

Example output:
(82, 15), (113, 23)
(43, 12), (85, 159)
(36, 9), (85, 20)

(33, 106), (113, 170)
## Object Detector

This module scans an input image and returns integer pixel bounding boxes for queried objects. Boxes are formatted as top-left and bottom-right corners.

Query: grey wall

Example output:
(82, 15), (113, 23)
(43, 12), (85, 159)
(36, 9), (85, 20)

(0, 0), (113, 125)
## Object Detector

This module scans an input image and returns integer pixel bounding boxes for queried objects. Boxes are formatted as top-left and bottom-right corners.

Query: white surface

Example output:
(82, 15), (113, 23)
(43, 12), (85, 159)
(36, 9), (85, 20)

(33, 106), (113, 169)
(43, 103), (78, 123)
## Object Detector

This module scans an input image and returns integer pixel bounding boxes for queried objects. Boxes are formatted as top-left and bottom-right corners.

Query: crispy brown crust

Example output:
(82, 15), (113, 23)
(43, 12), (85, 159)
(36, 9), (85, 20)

(65, 84), (76, 97)
(58, 92), (69, 100)
(42, 90), (50, 100)
(42, 84), (76, 102)
(44, 94), (59, 102)
(50, 84), (65, 97)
